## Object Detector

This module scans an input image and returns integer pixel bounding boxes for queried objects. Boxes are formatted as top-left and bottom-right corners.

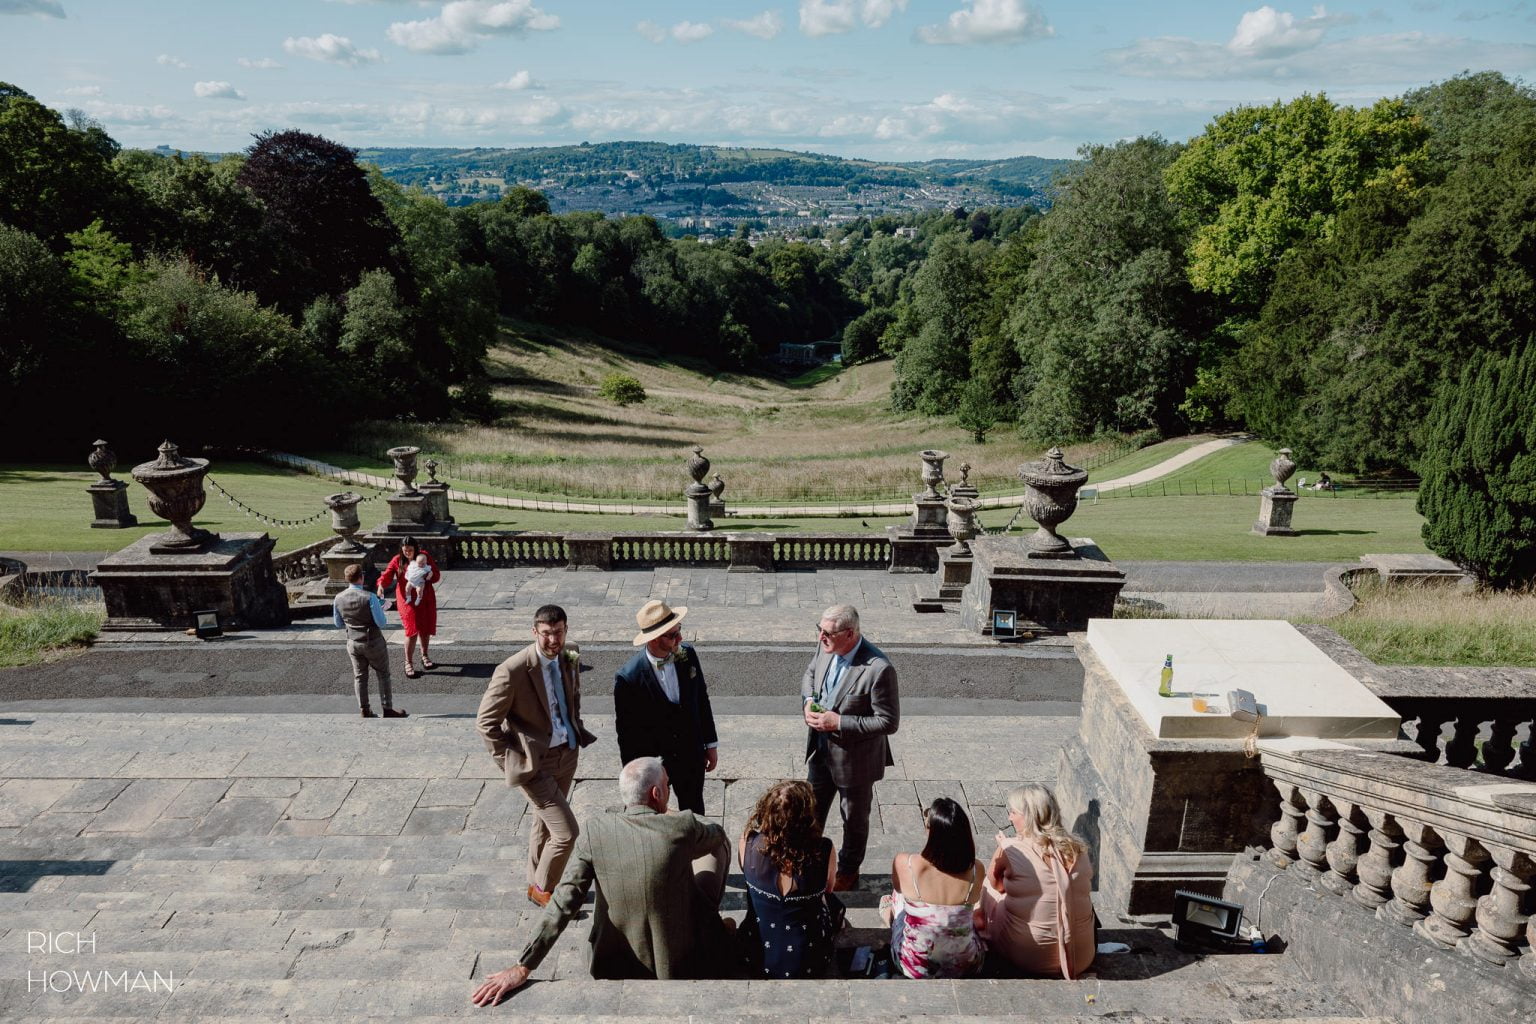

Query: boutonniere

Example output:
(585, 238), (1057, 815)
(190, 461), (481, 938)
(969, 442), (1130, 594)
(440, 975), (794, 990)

(564, 648), (580, 668)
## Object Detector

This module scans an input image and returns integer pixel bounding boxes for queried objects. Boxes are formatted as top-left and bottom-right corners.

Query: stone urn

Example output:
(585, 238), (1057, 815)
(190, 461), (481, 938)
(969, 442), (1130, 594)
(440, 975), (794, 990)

(1018, 446), (1089, 557)
(945, 496), (980, 556)
(387, 446), (422, 496)
(325, 491), (365, 554)
(918, 449), (949, 500)
(88, 439), (117, 481)
(709, 472), (725, 501)
(132, 440), (217, 553)
(424, 458), (440, 485)
(1269, 448), (1297, 492)
(686, 445), (711, 486)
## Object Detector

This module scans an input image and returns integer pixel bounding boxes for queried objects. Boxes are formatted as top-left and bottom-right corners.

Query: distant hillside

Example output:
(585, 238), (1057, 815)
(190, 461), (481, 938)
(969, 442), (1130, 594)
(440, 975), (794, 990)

(355, 141), (1074, 211)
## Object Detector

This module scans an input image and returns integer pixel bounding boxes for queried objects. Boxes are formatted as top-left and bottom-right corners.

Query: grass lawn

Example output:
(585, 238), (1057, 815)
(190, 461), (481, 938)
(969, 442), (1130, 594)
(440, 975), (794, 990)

(998, 493), (1431, 561)
(1300, 582), (1536, 667)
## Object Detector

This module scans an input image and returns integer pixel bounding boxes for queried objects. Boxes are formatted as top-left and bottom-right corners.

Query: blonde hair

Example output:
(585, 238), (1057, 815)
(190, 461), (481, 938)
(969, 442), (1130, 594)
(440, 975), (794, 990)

(1007, 784), (1087, 867)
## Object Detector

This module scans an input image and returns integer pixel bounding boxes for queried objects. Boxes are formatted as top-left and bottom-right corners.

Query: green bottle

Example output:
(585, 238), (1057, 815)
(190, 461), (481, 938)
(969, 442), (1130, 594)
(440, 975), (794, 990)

(1158, 654), (1174, 697)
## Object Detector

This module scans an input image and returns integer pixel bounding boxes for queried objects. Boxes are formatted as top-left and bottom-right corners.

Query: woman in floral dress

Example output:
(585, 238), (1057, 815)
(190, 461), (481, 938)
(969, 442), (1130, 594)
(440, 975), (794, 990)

(881, 796), (986, 978)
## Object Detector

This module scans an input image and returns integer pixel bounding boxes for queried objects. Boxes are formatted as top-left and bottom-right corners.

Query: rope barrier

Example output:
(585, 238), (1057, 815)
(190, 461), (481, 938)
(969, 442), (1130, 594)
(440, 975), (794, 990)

(204, 474), (387, 532)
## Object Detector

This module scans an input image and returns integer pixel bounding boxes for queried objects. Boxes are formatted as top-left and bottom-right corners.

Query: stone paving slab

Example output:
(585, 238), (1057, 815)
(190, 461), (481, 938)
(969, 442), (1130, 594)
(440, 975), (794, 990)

(0, 710), (1388, 1022)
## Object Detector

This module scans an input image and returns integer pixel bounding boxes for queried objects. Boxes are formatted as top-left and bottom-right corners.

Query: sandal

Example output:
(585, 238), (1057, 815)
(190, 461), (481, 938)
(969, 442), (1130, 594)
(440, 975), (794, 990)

(420, 658), (437, 671)
(403, 665), (420, 680)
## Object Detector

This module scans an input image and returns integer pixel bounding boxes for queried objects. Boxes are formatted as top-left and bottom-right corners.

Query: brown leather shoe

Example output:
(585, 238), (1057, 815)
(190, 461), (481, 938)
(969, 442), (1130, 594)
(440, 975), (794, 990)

(527, 884), (551, 908)
(382, 707), (409, 718)
(832, 871), (859, 892)
(360, 707), (377, 719)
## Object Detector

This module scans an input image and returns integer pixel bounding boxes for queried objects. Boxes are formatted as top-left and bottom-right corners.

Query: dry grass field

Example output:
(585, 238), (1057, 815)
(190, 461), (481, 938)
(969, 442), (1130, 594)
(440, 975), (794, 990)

(341, 321), (1131, 502)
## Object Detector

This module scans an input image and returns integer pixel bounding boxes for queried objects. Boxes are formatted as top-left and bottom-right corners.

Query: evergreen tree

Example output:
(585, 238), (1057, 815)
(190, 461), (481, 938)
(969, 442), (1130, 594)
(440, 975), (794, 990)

(1418, 341), (1536, 590)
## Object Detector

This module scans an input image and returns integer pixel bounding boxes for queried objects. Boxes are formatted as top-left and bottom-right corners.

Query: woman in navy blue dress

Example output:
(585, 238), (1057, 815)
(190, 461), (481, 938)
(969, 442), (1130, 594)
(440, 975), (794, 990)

(738, 780), (843, 978)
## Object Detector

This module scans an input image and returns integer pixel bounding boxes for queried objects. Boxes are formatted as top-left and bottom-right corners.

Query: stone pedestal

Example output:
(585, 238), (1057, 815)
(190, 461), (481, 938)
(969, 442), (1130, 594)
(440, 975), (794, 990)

(319, 544), (367, 596)
(958, 535), (1125, 635)
(92, 533), (290, 631)
(565, 533), (614, 571)
(911, 495), (948, 534)
(87, 480), (138, 528)
(419, 481), (454, 526)
(888, 494), (952, 574)
(1253, 487), (1298, 536)
(935, 550), (973, 603)
(1055, 619), (1403, 917)
(727, 534), (775, 573)
(708, 500), (726, 520)
(384, 493), (432, 534)
(686, 484), (714, 531)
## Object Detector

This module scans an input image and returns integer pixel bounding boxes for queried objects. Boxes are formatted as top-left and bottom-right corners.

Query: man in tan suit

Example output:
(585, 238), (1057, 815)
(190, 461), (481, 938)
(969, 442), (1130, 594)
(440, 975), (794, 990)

(477, 604), (597, 907)
(470, 757), (732, 1005)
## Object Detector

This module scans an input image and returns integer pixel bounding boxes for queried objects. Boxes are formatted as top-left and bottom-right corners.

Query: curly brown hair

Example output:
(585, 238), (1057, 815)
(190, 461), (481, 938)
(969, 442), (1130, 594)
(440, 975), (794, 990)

(746, 780), (823, 877)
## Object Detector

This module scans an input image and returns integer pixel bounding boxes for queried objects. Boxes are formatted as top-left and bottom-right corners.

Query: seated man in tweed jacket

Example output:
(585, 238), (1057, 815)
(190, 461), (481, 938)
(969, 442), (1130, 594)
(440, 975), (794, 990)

(471, 757), (733, 1004)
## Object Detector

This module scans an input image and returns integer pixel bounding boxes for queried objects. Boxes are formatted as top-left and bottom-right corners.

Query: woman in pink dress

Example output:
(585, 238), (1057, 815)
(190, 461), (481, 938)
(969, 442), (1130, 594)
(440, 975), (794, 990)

(375, 537), (440, 679)
(980, 784), (1096, 978)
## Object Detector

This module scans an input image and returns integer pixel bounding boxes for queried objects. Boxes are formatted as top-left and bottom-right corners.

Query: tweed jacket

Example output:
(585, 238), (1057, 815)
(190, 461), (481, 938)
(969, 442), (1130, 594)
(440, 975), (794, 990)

(477, 641), (598, 787)
(517, 805), (730, 979)
(800, 637), (899, 788)
(613, 645), (718, 769)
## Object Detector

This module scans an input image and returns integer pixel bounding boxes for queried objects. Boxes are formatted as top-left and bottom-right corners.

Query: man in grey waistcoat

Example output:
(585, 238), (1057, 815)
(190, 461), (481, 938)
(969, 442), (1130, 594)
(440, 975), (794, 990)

(333, 562), (408, 719)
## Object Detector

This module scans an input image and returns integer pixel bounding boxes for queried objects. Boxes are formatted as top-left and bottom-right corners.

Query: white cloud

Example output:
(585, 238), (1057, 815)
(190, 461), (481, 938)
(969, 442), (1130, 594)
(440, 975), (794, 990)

(194, 80), (246, 100)
(62, 84), (103, 96)
(1228, 5), (1352, 57)
(916, 0), (1054, 45)
(724, 10), (783, 39)
(238, 57), (284, 70)
(635, 20), (666, 43)
(671, 20), (714, 43)
(283, 34), (384, 66)
(0, 0), (65, 17)
(493, 69), (532, 89)
(156, 54), (189, 69)
(388, 0), (560, 55)
(800, 0), (907, 37)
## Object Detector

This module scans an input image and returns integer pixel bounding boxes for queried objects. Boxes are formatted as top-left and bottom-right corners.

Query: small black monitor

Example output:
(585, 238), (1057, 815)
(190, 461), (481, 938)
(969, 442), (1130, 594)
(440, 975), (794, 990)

(1171, 889), (1245, 947)
(192, 609), (222, 640)
(992, 609), (1017, 637)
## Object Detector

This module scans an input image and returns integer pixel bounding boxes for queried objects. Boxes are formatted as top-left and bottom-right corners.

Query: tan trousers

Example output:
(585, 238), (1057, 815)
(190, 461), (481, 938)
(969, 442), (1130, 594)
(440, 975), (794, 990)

(521, 744), (579, 892)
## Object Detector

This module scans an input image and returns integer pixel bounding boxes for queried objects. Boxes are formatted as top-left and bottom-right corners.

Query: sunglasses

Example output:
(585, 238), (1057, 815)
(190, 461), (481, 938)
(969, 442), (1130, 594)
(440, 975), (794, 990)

(818, 627), (850, 640)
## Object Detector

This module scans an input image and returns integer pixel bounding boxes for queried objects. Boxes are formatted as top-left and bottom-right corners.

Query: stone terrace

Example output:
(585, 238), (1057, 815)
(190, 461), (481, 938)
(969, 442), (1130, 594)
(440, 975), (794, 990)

(2, 709), (1390, 1023)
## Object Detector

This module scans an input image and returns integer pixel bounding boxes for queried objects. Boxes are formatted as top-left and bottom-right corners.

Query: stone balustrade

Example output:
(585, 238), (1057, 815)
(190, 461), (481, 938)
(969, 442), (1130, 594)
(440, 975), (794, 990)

(444, 530), (894, 573)
(1258, 741), (1536, 971)
(269, 537), (341, 584)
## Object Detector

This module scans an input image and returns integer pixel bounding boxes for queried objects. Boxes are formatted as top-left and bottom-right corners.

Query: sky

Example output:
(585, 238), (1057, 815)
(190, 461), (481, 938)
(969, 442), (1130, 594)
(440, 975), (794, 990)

(4, 1), (1535, 161)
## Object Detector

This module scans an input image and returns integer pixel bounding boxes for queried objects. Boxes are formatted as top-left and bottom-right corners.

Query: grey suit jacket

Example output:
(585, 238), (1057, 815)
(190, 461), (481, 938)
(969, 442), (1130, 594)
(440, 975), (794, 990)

(800, 637), (899, 788)
(476, 641), (597, 788)
(517, 805), (730, 979)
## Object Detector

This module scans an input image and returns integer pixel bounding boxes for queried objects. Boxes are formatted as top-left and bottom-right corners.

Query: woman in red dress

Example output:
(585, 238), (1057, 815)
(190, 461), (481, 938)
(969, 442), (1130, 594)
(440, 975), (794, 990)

(375, 537), (440, 679)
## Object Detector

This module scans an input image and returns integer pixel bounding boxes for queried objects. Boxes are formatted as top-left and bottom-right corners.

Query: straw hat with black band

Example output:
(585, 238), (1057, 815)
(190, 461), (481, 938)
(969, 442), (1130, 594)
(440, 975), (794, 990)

(633, 600), (688, 647)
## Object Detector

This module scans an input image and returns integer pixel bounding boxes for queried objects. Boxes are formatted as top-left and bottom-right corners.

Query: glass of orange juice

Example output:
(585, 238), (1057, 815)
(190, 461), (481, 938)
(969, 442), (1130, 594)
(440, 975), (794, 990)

(1191, 696), (1209, 713)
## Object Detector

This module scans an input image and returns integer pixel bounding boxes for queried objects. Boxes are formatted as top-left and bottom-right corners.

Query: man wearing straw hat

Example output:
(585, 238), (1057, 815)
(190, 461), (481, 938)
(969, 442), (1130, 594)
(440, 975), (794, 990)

(614, 599), (719, 814)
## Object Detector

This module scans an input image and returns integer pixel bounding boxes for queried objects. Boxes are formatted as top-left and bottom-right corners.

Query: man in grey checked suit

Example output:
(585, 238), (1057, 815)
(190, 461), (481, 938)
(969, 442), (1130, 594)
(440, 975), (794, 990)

(802, 603), (899, 892)
(470, 757), (733, 1004)
(332, 562), (406, 719)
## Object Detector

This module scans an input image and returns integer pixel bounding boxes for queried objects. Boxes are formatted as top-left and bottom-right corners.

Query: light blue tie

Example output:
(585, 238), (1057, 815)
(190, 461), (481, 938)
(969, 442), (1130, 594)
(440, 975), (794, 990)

(546, 660), (574, 748)
(824, 656), (847, 706)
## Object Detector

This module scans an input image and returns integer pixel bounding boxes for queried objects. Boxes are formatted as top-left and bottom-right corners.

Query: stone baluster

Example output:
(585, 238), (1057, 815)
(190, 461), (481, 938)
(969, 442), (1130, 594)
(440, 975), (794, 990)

(1293, 788), (1336, 881)
(1415, 832), (1489, 949)
(1411, 710), (1447, 761)
(1380, 819), (1443, 927)
(1478, 717), (1521, 775)
(1515, 733), (1536, 782)
(1269, 781), (1307, 868)
(1462, 848), (1534, 965)
(1321, 800), (1367, 896)
(1442, 717), (1481, 769)
(1351, 808), (1403, 909)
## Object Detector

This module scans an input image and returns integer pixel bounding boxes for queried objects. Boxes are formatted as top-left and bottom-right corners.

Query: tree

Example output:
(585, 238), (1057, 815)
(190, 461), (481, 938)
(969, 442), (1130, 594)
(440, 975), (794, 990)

(597, 373), (646, 406)
(237, 129), (404, 313)
(1009, 137), (1208, 440)
(1417, 341), (1536, 590)
(955, 379), (997, 444)
(0, 81), (124, 247)
(842, 307), (892, 365)
(889, 232), (992, 414)
(1165, 94), (1428, 310)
